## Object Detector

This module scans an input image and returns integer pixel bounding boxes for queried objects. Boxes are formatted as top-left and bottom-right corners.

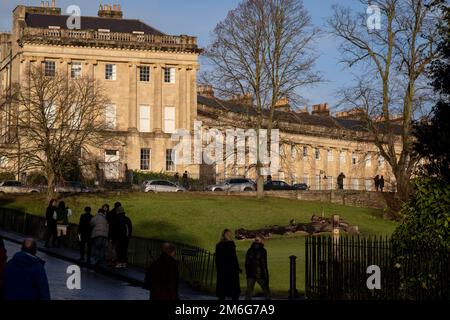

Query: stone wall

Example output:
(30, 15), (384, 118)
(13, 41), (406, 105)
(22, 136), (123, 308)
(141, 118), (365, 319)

(222, 190), (390, 209)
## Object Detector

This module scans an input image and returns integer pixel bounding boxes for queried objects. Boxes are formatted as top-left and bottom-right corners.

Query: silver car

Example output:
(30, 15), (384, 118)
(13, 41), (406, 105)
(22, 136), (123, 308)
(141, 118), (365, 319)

(206, 178), (256, 192)
(142, 180), (186, 193)
(0, 180), (40, 194)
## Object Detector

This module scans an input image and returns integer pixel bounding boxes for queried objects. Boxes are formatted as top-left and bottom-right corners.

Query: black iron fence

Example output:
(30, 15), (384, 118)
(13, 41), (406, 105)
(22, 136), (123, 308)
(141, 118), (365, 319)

(0, 208), (216, 291)
(305, 236), (449, 300)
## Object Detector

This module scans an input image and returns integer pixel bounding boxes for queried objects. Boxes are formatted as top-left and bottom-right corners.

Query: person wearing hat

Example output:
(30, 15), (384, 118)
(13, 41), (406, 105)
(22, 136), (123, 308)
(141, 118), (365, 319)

(114, 206), (133, 268)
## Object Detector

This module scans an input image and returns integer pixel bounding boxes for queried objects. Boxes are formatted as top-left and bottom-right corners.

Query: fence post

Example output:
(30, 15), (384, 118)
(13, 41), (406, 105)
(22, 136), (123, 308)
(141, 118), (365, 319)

(289, 255), (299, 299)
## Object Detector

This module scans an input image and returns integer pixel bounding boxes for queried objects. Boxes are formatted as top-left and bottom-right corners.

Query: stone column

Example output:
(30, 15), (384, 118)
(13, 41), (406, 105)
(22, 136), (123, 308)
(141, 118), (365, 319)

(153, 64), (163, 133)
(178, 66), (187, 130)
(85, 60), (97, 79)
(128, 62), (138, 131)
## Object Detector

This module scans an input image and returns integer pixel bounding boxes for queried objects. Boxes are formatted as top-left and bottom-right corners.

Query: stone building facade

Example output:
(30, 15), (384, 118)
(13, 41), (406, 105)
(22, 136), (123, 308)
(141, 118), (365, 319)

(0, 3), (200, 181)
(196, 88), (401, 191)
(0, 3), (401, 191)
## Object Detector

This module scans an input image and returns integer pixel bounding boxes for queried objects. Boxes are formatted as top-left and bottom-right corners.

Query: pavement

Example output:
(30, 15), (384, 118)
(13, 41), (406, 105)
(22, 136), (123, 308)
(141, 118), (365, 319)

(0, 228), (215, 300)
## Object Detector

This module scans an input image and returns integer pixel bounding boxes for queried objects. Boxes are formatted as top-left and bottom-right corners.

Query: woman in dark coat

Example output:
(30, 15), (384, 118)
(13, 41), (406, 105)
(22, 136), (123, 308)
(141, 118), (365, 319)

(44, 199), (58, 248)
(215, 229), (241, 300)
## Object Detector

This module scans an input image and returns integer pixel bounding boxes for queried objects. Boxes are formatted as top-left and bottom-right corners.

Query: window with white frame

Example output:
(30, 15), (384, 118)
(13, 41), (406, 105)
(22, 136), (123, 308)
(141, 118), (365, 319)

(44, 60), (56, 77)
(70, 104), (81, 129)
(140, 148), (151, 171)
(71, 62), (82, 79)
(105, 64), (116, 80)
(164, 67), (175, 84)
(365, 179), (372, 191)
(44, 101), (57, 128)
(139, 105), (151, 132)
(352, 153), (357, 165)
(315, 175), (321, 190)
(303, 175), (309, 186)
(140, 66), (150, 82)
(315, 148), (320, 160)
(365, 154), (372, 167)
(340, 151), (346, 164)
(164, 106), (175, 133)
(303, 146), (308, 158)
(166, 149), (175, 171)
(327, 150), (333, 162)
(105, 104), (117, 129)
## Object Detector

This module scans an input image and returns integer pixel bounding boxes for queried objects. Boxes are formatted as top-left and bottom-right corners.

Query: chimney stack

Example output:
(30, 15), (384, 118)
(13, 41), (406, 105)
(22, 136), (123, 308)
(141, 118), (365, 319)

(98, 3), (123, 19)
(312, 103), (330, 116)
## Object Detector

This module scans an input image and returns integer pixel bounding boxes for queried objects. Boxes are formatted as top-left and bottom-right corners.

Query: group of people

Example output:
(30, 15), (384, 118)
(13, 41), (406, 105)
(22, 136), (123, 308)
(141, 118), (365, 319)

(173, 171), (190, 189)
(44, 199), (72, 248)
(44, 200), (133, 268)
(373, 175), (385, 192)
(144, 229), (271, 301)
(77, 202), (133, 268)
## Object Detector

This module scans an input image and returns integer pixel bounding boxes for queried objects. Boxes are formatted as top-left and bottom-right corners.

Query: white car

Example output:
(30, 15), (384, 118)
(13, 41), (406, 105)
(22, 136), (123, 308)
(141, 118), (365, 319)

(0, 180), (40, 194)
(142, 180), (186, 193)
(205, 178), (256, 192)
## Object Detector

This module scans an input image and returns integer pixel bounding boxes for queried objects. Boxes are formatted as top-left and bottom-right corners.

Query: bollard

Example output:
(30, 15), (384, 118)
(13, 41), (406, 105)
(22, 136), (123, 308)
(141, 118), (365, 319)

(289, 255), (299, 299)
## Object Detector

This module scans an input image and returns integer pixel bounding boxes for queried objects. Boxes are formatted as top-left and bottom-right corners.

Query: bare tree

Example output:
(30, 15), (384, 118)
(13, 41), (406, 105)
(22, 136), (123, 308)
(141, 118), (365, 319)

(203, 0), (321, 198)
(329, 0), (441, 204)
(3, 65), (112, 199)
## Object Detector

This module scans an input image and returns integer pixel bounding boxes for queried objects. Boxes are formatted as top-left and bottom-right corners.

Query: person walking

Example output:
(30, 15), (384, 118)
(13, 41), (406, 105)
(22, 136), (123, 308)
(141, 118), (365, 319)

(0, 235), (6, 301)
(379, 175), (385, 192)
(114, 207), (132, 268)
(4, 239), (50, 300)
(77, 207), (93, 263)
(182, 171), (189, 190)
(174, 172), (180, 184)
(374, 175), (380, 191)
(44, 199), (58, 248)
(144, 242), (179, 301)
(337, 172), (346, 190)
(90, 208), (109, 267)
(245, 236), (271, 300)
(55, 201), (72, 248)
(215, 229), (241, 301)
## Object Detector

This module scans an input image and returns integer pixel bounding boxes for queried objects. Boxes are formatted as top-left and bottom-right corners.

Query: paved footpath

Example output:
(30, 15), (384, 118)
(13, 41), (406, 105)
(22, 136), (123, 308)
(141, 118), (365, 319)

(0, 229), (215, 300)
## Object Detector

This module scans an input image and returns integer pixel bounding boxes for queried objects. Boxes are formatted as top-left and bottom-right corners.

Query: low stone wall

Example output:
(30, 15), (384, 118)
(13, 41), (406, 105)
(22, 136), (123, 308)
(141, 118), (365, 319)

(212, 190), (391, 209)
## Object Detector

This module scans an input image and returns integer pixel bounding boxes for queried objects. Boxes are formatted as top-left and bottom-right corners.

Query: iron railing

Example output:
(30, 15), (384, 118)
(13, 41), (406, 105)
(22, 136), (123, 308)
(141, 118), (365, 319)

(305, 236), (449, 300)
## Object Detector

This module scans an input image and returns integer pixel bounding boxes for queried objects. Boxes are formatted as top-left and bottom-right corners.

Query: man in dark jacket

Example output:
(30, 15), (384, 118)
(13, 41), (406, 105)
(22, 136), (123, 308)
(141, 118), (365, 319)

(78, 207), (93, 263)
(245, 237), (271, 300)
(337, 172), (346, 190)
(114, 207), (132, 268)
(379, 175), (385, 192)
(4, 239), (50, 300)
(144, 242), (179, 301)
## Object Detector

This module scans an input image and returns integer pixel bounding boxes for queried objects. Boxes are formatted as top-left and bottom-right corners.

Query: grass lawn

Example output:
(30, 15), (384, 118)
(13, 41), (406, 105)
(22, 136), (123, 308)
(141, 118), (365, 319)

(0, 192), (398, 296)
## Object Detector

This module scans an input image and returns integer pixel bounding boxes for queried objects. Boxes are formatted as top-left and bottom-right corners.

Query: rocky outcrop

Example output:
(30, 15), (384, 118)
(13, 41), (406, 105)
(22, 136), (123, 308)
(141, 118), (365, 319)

(235, 215), (360, 240)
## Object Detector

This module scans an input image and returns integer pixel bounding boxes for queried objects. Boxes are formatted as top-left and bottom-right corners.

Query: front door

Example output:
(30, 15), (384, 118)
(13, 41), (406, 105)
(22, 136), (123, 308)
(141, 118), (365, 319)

(104, 150), (120, 181)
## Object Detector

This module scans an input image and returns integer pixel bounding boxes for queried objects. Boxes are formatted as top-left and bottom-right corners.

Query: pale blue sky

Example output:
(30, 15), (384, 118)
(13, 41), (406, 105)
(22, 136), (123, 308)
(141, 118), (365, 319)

(0, 0), (366, 110)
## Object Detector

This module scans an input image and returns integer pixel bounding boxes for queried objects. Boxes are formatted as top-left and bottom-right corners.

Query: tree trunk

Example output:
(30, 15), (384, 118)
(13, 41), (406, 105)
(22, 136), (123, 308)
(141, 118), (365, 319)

(46, 169), (56, 201)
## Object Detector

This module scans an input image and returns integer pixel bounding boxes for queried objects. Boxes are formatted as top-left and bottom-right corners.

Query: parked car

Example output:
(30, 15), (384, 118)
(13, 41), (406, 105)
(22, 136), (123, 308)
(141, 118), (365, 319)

(142, 180), (186, 193)
(292, 183), (309, 191)
(54, 181), (97, 193)
(264, 180), (294, 191)
(205, 178), (256, 192)
(0, 180), (40, 194)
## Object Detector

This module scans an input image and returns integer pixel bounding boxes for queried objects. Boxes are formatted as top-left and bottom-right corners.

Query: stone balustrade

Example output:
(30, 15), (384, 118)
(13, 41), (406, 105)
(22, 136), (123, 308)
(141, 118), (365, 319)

(21, 27), (200, 53)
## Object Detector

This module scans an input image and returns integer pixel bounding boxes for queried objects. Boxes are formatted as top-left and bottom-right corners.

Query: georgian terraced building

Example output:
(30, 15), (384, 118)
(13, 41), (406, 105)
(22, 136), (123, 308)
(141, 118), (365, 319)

(0, 3), (201, 181)
(0, 3), (402, 190)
